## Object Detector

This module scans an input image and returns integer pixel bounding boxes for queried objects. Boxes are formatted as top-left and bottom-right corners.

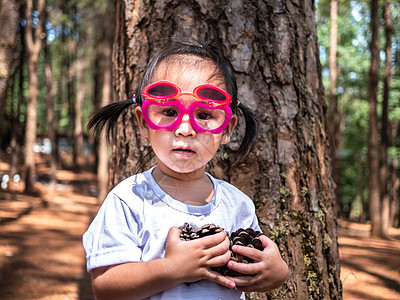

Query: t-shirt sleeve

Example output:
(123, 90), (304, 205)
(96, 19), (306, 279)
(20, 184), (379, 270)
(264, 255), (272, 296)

(82, 192), (143, 271)
(250, 213), (262, 232)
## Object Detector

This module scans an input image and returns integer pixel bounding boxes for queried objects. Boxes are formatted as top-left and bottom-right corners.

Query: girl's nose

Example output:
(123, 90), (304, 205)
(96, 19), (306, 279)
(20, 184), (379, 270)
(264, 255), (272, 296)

(175, 114), (196, 137)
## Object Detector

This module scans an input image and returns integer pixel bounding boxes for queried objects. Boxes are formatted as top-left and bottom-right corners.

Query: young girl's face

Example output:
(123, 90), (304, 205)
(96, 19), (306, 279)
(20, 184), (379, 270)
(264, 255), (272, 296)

(135, 58), (237, 179)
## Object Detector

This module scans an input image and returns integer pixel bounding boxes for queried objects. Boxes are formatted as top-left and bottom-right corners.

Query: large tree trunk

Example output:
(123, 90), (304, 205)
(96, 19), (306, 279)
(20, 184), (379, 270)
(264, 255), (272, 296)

(24, 0), (45, 193)
(111, 1), (342, 298)
(0, 0), (21, 110)
(368, 0), (381, 237)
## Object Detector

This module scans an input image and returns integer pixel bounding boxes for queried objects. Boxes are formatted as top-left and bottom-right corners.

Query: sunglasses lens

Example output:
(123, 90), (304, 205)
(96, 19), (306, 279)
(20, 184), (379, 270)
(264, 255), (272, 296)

(194, 107), (227, 130)
(147, 84), (177, 98)
(146, 103), (179, 127)
(197, 87), (226, 101)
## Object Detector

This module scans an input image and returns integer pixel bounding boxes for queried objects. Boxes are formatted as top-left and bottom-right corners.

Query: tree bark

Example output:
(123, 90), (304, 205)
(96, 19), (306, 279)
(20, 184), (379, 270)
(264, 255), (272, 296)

(111, 1), (342, 298)
(0, 0), (21, 111)
(368, 0), (381, 237)
(380, 0), (393, 237)
(24, 0), (45, 193)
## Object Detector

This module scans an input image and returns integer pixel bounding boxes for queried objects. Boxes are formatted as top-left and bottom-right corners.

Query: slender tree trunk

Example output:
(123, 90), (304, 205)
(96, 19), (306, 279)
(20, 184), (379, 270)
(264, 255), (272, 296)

(0, 0), (21, 110)
(71, 5), (82, 172)
(58, 25), (67, 164)
(97, 56), (112, 201)
(44, 30), (58, 192)
(68, 58), (77, 170)
(368, 0), (381, 237)
(380, 0), (393, 237)
(74, 59), (85, 169)
(92, 47), (101, 173)
(91, 1), (114, 201)
(97, 46), (113, 201)
(389, 162), (399, 227)
(112, 1), (342, 298)
(328, 0), (341, 217)
(24, 0), (45, 193)
(9, 18), (25, 178)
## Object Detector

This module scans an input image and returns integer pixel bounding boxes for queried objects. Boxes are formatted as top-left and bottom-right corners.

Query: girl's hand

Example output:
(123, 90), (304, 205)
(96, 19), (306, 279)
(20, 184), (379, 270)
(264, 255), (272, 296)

(226, 235), (289, 292)
(164, 227), (235, 289)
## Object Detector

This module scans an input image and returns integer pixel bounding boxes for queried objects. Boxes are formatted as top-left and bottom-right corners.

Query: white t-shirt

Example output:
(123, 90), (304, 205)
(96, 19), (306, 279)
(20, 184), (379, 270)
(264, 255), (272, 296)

(83, 167), (261, 299)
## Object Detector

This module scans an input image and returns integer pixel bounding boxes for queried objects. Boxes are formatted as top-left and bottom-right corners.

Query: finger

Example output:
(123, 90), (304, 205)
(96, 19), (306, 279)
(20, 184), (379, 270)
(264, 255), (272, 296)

(206, 270), (236, 289)
(166, 227), (182, 243)
(206, 235), (230, 256)
(232, 244), (263, 262)
(227, 275), (258, 287)
(259, 234), (272, 248)
(207, 246), (231, 267)
(227, 259), (261, 275)
(192, 231), (228, 248)
(259, 235), (281, 254)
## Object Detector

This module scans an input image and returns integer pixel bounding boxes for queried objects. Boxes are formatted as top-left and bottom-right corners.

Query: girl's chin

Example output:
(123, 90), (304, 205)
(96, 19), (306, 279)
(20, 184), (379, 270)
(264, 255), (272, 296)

(164, 162), (207, 176)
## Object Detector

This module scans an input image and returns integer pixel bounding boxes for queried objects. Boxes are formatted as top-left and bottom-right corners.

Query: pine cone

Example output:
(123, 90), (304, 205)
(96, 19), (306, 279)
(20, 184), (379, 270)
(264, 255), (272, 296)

(213, 227), (263, 276)
(179, 223), (263, 277)
(179, 223), (225, 241)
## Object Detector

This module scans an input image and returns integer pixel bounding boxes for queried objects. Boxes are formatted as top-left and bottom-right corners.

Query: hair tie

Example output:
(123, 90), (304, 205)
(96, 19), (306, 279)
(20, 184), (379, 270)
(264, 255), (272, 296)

(237, 101), (241, 106)
(132, 94), (136, 104)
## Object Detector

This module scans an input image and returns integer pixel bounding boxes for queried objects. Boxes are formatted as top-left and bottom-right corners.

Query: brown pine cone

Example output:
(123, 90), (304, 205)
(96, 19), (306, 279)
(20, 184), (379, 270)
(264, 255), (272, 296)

(178, 223), (263, 277)
(179, 223), (225, 241)
(213, 227), (263, 276)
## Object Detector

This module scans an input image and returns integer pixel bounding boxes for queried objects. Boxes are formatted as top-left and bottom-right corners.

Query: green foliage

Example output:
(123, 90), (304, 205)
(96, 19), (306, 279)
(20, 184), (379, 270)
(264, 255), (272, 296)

(316, 0), (400, 219)
(0, 0), (111, 151)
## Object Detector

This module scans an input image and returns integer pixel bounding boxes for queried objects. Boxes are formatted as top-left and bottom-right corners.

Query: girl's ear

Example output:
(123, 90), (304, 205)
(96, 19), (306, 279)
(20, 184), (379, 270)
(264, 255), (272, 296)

(135, 106), (150, 139)
(221, 114), (237, 145)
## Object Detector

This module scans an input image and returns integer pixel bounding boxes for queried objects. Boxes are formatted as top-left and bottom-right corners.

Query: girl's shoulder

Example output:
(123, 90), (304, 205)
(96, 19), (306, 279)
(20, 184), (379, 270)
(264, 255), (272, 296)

(207, 173), (247, 197)
(207, 173), (252, 202)
(108, 168), (156, 201)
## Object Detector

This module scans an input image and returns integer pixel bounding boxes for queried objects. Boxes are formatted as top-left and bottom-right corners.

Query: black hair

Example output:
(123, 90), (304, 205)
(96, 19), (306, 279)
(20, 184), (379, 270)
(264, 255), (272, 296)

(88, 41), (259, 167)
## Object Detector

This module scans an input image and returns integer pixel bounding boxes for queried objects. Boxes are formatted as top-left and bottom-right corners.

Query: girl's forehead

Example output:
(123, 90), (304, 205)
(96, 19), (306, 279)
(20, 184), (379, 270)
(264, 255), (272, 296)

(152, 58), (225, 89)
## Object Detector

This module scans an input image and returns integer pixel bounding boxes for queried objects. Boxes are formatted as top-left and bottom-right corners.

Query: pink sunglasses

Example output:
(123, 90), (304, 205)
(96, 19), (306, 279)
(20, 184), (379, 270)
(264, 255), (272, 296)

(142, 80), (232, 105)
(141, 81), (233, 134)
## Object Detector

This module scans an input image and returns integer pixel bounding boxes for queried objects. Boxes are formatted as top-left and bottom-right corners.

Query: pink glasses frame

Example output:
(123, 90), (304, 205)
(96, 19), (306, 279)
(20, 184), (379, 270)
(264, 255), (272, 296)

(142, 80), (232, 106)
(141, 80), (233, 134)
(141, 100), (232, 134)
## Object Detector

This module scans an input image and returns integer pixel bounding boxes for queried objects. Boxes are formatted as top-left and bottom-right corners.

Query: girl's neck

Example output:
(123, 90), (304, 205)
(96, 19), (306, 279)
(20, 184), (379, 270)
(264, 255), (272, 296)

(152, 166), (214, 206)
(154, 163), (206, 182)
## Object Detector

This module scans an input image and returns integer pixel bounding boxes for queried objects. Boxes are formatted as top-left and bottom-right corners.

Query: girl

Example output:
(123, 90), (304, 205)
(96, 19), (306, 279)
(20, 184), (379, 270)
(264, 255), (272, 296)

(83, 42), (289, 300)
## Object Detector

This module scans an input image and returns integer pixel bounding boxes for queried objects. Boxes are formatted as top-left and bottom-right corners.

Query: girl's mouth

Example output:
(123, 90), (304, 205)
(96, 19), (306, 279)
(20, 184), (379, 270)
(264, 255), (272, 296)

(173, 148), (195, 155)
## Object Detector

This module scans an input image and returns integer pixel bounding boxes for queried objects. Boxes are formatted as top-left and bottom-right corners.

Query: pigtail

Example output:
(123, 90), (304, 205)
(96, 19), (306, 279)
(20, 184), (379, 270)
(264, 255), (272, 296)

(87, 99), (133, 143)
(231, 103), (259, 166)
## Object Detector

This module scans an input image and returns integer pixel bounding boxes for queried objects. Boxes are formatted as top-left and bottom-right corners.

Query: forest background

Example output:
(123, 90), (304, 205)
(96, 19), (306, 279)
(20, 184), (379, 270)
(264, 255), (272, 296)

(0, 0), (400, 299)
(1, 0), (399, 235)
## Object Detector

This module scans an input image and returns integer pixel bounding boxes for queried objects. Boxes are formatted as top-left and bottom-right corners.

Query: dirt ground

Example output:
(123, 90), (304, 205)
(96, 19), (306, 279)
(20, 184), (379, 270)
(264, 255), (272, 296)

(0, 152), (399, 299)
(338, 220), (400, 300)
